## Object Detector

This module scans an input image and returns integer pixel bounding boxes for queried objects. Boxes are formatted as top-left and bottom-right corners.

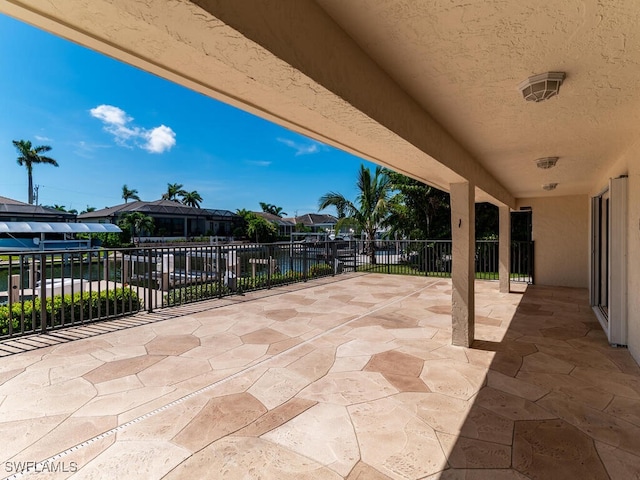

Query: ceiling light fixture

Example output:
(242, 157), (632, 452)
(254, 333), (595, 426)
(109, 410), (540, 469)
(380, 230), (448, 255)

(518, 72), (566, 102)
(536, 157), (559, 169)
(542, 183), (558, 191)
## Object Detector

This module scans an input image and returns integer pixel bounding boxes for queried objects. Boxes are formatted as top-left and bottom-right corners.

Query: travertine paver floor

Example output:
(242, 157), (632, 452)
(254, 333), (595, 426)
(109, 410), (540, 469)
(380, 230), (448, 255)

(1, 274), (639, 479)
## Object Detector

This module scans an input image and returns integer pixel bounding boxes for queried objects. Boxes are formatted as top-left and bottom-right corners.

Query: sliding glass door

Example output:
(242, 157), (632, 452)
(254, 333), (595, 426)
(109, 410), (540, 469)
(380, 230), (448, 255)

(591, 176), (627, 346)
(592, 190), (609, 320)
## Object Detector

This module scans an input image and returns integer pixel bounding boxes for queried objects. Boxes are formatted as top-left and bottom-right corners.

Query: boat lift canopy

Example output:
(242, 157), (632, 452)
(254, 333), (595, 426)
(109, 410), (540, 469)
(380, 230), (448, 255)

(0, 221), (122, 234)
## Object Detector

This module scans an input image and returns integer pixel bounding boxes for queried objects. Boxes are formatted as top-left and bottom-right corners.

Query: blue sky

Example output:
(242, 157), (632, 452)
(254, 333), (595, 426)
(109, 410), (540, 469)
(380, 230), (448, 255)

(0, 14), (377, 216)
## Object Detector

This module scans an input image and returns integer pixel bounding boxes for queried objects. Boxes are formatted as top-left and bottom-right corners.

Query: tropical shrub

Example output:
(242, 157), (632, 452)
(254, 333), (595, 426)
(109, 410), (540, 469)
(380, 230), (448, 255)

(164, 282), (229, 305)
(0, 288), (141, 336)
(309, 263), (333, 277)
(160, 262), (335, 308)
(77, 232), (127, 248)
(236, 271), (304, 292)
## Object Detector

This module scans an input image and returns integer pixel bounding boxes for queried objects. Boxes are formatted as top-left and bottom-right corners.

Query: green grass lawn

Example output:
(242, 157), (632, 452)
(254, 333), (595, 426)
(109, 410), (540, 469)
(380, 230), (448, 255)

(357, 264), (444, 277)
(356, 264), (529, 280)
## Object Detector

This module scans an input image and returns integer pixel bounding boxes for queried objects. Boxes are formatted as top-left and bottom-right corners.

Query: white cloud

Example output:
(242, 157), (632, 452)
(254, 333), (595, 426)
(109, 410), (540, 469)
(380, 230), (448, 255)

(34, 135), (52, 142)
(90, 105), (131, 126)
(90, 104), (175, 153)
(277, 137), (322, 156)
(72, 140), (113, 158)
(143, 125), (176, 153)
(245, 160), (272, 167)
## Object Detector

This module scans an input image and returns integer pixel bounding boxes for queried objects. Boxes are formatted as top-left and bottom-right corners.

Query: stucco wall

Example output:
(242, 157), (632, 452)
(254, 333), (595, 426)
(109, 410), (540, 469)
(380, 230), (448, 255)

(516, 195), (589, 288)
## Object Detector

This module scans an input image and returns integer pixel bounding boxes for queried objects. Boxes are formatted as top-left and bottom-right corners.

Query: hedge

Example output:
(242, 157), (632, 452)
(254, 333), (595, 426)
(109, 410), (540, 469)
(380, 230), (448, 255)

(236, 271), (304, 291)
(164, 265), (334, 305)
(0, 288), (141, 336)
(308, 263), (333, 277)
(164, 282), (229, 305)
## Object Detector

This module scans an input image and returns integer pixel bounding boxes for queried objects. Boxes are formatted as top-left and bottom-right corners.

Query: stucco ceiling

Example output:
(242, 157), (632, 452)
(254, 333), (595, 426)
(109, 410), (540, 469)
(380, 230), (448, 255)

(2, 0), (639, 203)
(316, 0), (640, 198)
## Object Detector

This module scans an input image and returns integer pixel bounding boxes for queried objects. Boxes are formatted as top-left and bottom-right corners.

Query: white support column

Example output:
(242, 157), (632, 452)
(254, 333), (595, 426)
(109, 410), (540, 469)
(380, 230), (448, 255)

(499, 205), (511, 294)
(450, 182), (475, 347)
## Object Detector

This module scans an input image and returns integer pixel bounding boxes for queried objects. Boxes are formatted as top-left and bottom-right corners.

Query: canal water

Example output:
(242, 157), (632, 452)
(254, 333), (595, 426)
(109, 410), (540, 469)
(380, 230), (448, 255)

(0, 246), (330, 293)
(0, 261), (121, 292)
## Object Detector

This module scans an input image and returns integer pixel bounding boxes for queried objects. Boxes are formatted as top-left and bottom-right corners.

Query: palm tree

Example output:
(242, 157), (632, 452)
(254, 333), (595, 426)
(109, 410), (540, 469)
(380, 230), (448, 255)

(236, 208), (277, 240)
(162, 183), (186, 201)
(259, 202), (272, 214)
(122, 184), (141, 203)
(246, 215), (277, 243)
(259, 202), (287, 217)
(118, 212), (155, 245)
(12, 139), (59, 204)
(319, 165), (391, 264)
(181, 190), (203, 208)
(382, 168), (451, 239)
(274, 206), (287, 217)
(235, 209), (253, 239)
(236, 208), (252, 219)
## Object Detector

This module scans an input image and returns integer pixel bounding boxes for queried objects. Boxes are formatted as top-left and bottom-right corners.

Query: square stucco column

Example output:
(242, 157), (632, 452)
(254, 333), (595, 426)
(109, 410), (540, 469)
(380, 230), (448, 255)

(499, 205), (511, 293)
(450, 182), (475, 347)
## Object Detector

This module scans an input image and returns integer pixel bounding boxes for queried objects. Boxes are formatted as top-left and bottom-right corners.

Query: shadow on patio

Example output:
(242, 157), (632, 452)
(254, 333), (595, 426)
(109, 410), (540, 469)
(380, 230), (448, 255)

(445, 284), (640, 479)
(0, 274), (638, 479)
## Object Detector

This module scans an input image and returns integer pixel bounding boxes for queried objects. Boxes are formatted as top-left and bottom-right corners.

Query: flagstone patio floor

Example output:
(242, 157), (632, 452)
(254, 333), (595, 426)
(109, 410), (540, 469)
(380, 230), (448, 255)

(1, 273), (639, 479)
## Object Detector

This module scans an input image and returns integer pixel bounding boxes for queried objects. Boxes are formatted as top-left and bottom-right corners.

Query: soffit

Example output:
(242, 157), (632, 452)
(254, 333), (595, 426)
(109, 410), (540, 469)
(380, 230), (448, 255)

(316, 0), (640, 198)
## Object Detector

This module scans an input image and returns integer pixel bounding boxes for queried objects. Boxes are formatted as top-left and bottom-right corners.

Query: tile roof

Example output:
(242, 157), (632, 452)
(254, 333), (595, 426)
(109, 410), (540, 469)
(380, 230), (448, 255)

(0, 195), (29, 205)
(253, 212), (296, 225)
(78, 200), (239, 219)
(288, 213), (338, 225)
(0, 196), (75, 218)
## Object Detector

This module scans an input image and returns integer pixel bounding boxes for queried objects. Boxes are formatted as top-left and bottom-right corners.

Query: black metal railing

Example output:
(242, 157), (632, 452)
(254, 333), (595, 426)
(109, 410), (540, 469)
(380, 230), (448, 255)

(511, 240), (535, 284)
(0, 250), (142, 339)
(0, 239), (533, 340)
(352, 239), (534, 283)
(156, 241), (341, 306)
(0, 240), (351, 340)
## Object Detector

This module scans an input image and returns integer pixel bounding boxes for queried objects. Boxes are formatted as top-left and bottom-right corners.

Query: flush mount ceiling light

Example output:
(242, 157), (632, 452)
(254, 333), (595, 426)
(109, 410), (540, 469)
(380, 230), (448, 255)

(518, 72), (566, 102)
(536, 156), (559, 169)
(542, 183), (558, 191)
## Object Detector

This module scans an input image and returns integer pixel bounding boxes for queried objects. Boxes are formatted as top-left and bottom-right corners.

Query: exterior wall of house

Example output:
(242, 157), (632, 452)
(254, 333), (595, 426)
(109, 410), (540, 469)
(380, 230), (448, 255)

(516, 195), (589, 289)
(593, 141), (640, 364)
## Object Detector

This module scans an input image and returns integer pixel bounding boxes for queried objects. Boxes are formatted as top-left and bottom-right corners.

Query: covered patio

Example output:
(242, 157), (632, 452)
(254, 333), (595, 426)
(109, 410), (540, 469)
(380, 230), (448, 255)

(1, 274), (638, 479)
(3, 0), (640, 360)
(1, 1), (640, 477)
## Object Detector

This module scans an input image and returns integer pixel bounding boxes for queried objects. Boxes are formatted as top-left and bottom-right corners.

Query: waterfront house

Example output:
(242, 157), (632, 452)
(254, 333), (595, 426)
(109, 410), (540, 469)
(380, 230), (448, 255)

(78, 200), (240, 240)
